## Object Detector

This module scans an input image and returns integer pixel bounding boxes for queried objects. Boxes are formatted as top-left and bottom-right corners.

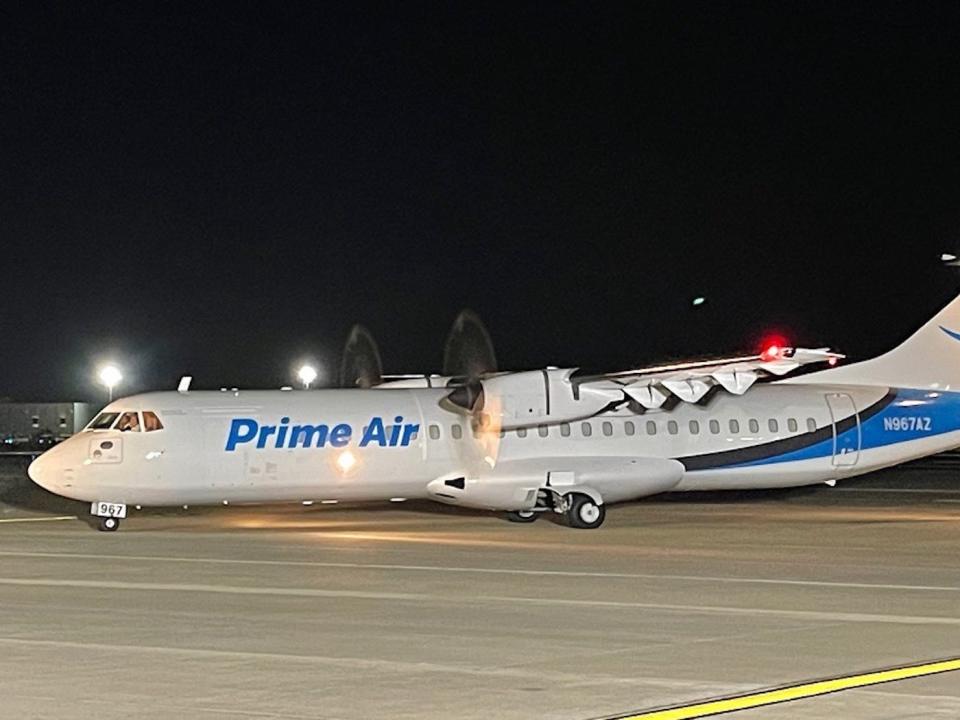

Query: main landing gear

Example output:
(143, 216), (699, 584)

(505, 510), (538, 523)
(504, 491), (606, 529)
(565, 493), (605, 529)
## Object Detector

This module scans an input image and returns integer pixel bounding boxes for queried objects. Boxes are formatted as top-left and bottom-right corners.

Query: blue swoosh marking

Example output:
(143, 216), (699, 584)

(725, 388), (960, 468)
(939, 326), (960, 342)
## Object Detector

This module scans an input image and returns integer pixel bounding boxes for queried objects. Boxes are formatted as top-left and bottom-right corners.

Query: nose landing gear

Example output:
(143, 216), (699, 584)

(98, 516), (120, 532)
(91, 502), (127, 532)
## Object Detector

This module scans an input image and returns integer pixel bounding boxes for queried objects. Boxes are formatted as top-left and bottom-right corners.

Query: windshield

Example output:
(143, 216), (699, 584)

(116, 412), (141, 432)
(88, 412), (119, 430)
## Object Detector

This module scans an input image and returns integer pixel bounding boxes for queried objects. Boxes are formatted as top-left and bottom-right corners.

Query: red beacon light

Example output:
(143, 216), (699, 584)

(760, 344), (781, 362)
(759, 334), (789, 362)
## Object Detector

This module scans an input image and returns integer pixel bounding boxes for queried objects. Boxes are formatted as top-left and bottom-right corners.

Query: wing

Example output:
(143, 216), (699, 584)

(576, 347), (843, 409)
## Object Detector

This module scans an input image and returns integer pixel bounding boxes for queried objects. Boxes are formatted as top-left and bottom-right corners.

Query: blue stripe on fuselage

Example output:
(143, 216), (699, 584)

(726, 388), (960, 468)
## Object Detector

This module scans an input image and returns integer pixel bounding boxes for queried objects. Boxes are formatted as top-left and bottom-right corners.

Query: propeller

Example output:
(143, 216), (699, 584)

(339, 324), (384, 388)
(442, 309), (498, 380)
(442, 309), (502, 466)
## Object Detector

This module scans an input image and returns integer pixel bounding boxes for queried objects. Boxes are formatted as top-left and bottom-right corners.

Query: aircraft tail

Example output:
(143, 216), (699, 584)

(790, 293), (960, 390)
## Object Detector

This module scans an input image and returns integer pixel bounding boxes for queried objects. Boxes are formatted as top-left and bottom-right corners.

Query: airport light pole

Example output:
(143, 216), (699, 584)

(99, 365), (123, 402)
(297, 364), (318, 389)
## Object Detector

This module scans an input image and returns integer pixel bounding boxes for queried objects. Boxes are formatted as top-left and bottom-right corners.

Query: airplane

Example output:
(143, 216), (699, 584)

(26, 293), (960, 532)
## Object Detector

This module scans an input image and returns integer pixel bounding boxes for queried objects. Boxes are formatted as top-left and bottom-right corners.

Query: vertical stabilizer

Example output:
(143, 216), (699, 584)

(786, 293), (960, 390)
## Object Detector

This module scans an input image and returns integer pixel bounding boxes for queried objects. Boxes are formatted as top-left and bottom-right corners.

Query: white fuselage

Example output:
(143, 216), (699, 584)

(27, 381), (960, 509)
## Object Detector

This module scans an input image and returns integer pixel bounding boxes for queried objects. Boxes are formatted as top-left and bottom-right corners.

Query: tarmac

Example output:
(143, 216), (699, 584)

(1, 454), (958, 719)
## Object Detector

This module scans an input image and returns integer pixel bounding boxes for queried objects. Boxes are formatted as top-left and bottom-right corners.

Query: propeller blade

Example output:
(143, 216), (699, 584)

(339, 324), (384, 388)
(443, 309), (497, 379)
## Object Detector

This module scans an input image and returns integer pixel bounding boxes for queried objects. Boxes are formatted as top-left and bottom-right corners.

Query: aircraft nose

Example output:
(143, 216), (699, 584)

(28, 451), (57, 493)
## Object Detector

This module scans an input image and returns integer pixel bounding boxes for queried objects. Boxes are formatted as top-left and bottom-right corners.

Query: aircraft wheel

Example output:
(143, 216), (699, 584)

(566, 493), (605, 529)
(505, 510), (537, 523)
(98, 517), (120, 532)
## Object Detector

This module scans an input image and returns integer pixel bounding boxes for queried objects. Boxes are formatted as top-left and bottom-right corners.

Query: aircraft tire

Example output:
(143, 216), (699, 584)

(505, 510), (537, 523)
(566, 493), (605, 529)
(98, 517), (120, 532)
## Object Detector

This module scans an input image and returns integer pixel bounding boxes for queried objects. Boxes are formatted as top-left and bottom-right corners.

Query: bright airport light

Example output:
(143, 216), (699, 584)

(297, 364), (318, 389)
(335, 450), (357, 474)
(98, 365), (123, 401)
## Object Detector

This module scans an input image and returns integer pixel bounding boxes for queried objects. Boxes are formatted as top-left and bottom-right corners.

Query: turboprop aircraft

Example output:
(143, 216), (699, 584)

(27, 294), (960, 531)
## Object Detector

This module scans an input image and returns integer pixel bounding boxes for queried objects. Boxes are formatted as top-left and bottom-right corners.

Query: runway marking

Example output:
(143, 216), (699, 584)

(1, 577), (959, 626)
(0, 516), (76, 524)
(609, 657), (960, 719)
(0, 637), (734, 691)
(0, 550), (957, 593)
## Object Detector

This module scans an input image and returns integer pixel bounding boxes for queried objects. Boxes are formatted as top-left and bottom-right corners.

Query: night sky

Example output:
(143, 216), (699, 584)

(4, 2), (960, 402)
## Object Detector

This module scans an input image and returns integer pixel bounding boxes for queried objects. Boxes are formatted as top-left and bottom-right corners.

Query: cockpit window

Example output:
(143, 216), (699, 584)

(89, 412), (119, 430)
(116, 412), (141, 432)
(143, 411), (164, 432)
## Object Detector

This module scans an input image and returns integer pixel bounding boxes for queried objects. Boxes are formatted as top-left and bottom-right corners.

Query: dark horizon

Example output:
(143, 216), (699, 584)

(4, 2), (960, 402)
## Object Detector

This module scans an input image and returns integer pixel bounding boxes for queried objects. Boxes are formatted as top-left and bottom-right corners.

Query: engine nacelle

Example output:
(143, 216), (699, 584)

(446, 368), (623, 430)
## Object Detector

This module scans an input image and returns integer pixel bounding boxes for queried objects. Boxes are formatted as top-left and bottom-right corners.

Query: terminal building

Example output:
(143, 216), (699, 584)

(0, 402), (94, 449)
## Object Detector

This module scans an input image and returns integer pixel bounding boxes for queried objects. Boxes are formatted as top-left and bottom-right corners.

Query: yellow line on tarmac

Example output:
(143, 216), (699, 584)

(614, 657), (960, 720)
(0, 516), (77, 524)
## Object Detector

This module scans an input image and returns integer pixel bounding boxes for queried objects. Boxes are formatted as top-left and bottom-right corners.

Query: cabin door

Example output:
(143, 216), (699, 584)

(825, 392), (860, 467)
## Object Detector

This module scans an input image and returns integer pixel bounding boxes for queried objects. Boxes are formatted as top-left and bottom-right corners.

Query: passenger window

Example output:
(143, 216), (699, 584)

(806, 417), (817, 432)
(709, 419), (720, 434)
(538, 425), (549, 438)
(768, 418), (779, 433)
(729, 419), (740, 434)
(142, 411), (164, 432)
(560, 422), (571, 437)
(581, 422), (593, 437)
(517, 428), (527, 438)
(646, 420), (657, 436)
(116, 412), (141, 432)
(748, 419), (759, 433)
(428, 424), (440, 440)
(451, 424), (462, 440)
(787, 418), (798, 433)
(689, 420), (699, 434)
(624, 421), (635, 436)
(602, 421), (613, 437)
(667, 420), (678, 435)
